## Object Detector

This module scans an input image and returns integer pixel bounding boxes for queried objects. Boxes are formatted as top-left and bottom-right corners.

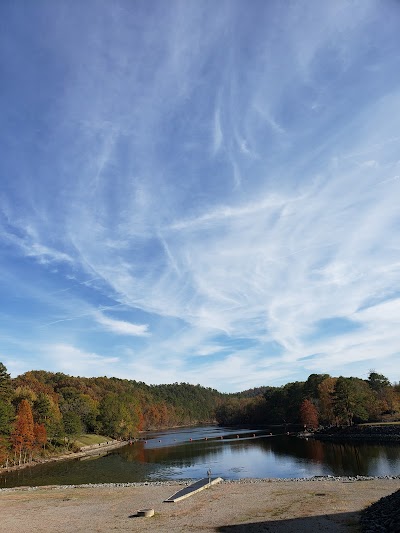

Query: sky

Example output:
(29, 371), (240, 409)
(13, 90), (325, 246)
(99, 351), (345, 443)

(1, 0), (400, 392)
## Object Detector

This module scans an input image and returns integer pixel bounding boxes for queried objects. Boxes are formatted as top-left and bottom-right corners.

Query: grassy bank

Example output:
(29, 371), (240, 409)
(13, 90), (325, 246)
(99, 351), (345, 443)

(72, 434), (111, 448)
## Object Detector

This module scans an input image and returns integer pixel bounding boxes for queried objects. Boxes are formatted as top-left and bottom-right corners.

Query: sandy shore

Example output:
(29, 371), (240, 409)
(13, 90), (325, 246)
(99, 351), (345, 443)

(1, 478), (399, 532)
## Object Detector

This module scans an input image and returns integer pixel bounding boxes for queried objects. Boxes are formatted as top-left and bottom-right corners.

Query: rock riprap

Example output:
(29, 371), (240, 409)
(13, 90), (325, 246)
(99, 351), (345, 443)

(360, 488), (400, 532)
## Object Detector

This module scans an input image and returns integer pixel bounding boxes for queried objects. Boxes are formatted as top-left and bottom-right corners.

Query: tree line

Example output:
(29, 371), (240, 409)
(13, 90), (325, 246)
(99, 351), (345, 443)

(1, 362), (399, 469)
(215, 371), (400, 428)
(0, 362), (223, 467)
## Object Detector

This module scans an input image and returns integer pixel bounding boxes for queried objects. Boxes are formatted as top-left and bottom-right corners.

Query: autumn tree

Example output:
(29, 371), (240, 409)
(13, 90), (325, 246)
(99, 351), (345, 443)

(299, 399), (319, 429)
(11, 399), (35, 465)
(12, 385), (37, 408)
(34, 423), (47, 451)
(303, 374), (330, 400)
(0, 435), (10, 467)
(143, 403), (161, 429)
(367, 370), (396, 415)
(318, 377), (337, 425)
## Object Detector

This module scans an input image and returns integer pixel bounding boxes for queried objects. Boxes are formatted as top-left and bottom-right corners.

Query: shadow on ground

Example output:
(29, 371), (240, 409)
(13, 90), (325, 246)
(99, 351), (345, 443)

(217, 510), (360, 532)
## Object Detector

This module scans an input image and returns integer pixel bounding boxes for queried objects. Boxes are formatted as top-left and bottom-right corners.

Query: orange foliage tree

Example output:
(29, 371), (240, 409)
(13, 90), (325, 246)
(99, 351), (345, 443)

(299, 399), (319, 429)
(34, 423), (47, 451)
(318, 377), (338, 425)
(0, 435), (9, 467)
(11, 399), (35, 465)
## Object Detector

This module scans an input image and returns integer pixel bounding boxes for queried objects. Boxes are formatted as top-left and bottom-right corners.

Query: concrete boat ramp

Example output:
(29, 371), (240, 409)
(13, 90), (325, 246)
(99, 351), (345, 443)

(164, 477), (223, 502)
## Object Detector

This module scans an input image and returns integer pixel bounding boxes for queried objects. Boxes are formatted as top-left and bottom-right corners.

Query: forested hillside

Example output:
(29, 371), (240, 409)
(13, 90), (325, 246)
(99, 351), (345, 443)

(216, 372), (400, 427)
(1, 362), (399, 469)
(0, 362), (223, 466)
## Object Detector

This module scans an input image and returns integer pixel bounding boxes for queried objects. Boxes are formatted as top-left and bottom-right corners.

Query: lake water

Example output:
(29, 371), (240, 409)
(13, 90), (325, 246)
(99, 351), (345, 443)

(2, 426), (400, 488)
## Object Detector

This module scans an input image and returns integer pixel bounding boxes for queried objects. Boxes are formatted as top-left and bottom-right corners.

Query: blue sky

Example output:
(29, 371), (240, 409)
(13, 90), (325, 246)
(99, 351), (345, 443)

(1, 0), (400, 392)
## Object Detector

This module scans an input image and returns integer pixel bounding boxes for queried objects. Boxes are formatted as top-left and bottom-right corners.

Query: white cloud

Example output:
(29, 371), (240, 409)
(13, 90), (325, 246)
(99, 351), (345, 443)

(213, 106), (223, 154)
(95, 313), (149, 337)
(44, 344), (120, 377)
(2, 1), (400, 389)
(0, 223), (73, 265)
(194, 345), (224, 357)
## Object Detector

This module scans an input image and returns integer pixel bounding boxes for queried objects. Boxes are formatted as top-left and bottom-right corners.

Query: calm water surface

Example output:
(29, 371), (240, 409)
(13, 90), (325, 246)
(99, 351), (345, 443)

(2, 426), (400, 488)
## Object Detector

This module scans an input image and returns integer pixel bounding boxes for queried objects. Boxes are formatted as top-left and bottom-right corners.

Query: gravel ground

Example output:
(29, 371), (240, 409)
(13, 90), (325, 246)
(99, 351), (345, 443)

(1, 477), (400, 532)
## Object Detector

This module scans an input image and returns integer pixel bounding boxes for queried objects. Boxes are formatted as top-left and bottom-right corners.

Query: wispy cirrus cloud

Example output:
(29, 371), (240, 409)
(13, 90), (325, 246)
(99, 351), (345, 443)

(0, 220), (73, 265)
(39, 303), (149, 339)
(43, 344), (120, 377)
(95, 313), (149, 337)
(1, 1), (400, 390)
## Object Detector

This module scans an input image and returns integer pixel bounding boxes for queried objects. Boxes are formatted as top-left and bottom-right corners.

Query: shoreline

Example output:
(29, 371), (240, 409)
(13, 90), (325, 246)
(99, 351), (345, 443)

(312, 423), (400, 444)
(2, 423), (399, 476)
(0, 439), (128, 476)
(1, 474), (400, 492)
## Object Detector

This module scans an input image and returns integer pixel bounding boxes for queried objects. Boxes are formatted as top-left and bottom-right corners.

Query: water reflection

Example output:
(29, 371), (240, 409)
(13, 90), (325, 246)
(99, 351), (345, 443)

(1, 426), (399, 488)
(256, 434), (400, 477)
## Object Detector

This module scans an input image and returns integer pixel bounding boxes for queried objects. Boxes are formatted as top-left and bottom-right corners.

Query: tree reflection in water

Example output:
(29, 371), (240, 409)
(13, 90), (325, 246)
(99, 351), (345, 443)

(1, 426), (400, 488)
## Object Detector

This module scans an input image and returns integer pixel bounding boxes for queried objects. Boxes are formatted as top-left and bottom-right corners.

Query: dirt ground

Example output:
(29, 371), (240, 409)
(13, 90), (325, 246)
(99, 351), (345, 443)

(1, 479), (399, 532)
